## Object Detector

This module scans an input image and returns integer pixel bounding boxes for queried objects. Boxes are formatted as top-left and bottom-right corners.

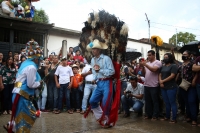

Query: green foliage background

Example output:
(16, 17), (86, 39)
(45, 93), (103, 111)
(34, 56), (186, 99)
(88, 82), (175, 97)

(0, 0), (49, 23)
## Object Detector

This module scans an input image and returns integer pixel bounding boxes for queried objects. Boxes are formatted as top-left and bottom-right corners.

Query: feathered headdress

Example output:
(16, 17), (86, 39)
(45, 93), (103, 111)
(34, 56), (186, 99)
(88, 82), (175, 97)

(24, 39), (43, 59)
(79, 10), (129, 62)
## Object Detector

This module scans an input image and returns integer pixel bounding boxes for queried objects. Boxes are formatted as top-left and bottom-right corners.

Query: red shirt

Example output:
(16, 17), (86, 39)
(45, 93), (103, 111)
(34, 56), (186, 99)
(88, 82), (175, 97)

(73, 55), (84, 62)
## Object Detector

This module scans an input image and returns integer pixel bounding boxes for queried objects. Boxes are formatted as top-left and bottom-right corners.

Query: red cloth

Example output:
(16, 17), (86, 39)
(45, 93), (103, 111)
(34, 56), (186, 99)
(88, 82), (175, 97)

(73, 55), (84, 62)
(9, 94), (20, 133)
(113, 61), (121, 79)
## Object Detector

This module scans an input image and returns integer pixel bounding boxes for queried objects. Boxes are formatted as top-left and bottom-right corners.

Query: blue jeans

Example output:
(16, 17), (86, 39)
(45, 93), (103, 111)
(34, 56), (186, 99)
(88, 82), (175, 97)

(89, 80), (112, 115)
(58, 83), (71, 110)
(71, 88), (80, 110)
(180, 87), (198, 121)
(144, 86), (160, 118)
(161, 88), (177, 120)
(82, 84), (96, 111)
(121, 95), (144, 114)
(47, 82), (58, 110)
(196, 84), (200, 102)
(35, 83), (47, 110)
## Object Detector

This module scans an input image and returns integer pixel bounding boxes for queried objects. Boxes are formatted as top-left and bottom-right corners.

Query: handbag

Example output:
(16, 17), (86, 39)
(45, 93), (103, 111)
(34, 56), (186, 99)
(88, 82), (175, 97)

(179, 65), (191, 91)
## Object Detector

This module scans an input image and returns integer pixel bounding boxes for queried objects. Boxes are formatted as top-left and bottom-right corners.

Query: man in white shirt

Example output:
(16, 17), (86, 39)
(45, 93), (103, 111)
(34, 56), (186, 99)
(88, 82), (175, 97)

(55, 57), (74, 113)
(80, 63), (96, 114)
(14, 4), (24, 18)
(121, 76), (144, 117)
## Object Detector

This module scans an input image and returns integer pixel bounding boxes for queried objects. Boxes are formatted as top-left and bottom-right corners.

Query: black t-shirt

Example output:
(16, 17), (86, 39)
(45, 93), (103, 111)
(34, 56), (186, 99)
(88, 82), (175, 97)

(47, 64), (58, 83)
(160, 64), (178, 89)
(37, 66), (45, 79)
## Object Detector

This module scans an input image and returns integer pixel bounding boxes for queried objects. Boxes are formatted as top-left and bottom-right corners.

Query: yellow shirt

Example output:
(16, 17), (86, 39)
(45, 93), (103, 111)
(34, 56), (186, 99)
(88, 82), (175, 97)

(25, 5), (30, 13)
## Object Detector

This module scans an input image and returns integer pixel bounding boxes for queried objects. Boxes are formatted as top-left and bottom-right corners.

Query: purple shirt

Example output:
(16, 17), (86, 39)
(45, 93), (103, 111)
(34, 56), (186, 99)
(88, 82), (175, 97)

(144, 60), (162, 87)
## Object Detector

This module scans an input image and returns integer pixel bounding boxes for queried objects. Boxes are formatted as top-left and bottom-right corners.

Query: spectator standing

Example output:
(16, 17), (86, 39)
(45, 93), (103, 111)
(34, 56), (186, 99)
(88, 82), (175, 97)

(140, 50), (162, 120)
(121, 76), (144, 117)
(80, 63), (96, 114)
(36, 57), (49, 112)
(177, 50), (198, 126)
(8, 51), (12, 58)
(55, 57), (74, 114)
(73, 50), (84, 62)
(68, 47), (75, 56)
(71, 64), (83, 113)
(17, 55), (26, 69)
(1, 0), (14, 17)
(47, 55), (59, 113)
(159, 53), (178, 123)
(0, 56), (16, 115)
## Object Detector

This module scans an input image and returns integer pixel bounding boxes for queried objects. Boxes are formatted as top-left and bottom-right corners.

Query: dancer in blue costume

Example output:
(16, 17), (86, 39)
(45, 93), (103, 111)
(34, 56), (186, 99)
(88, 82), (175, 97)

(4, 39), (43, 133)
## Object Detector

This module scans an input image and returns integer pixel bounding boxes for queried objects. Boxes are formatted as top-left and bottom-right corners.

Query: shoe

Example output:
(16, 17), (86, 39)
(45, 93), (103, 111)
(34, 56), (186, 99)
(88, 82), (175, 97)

(169, 120), (177, 124)
(76, 109), (80, 113)
(40, 109), (50, 112)
(55, 110), (61, 114)
(129, 107), (134, 112)
(151, 117), (158, 121)
(123, 113), (130, 118)
(67, 110), (73, 114)
(160, 117), (169, 121)
(80, 110), (85, 114)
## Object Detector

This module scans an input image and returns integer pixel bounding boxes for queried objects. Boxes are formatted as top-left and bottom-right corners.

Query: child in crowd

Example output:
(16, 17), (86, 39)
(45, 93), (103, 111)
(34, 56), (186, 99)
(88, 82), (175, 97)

(14, 4), (24, 18)
(71, 64), (83, 113)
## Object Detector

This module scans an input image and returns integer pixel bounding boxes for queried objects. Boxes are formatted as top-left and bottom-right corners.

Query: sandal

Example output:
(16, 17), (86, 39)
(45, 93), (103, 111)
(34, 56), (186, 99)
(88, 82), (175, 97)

(143, 116), (151, 120)
(80, 111), (85, 114)
(151, 117), (158, 121)
(192, 121), (197, 126)
(8, 110), (12, 115)
(169, 120), (177, 124)
(160, 117), (169, 121)
(55, 110), (60, 114)
(76, 109), (80, 113)
(3, 111), (7, 115)
(67, 110), (73, 114)
(102, 123), (113, 128)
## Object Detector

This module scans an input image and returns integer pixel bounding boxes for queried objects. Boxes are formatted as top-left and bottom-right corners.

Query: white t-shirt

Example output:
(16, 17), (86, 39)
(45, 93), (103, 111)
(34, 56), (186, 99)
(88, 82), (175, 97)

(125, 82), (144, 102)
(15, 5), (24, 14)
(55, 65), (74, 84)
(82, 64), (94, 81)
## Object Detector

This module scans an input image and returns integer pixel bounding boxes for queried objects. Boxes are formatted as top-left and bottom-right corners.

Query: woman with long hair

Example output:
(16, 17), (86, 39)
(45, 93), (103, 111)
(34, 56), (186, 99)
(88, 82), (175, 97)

(177, 50), (198, 126)
(159, 53), (178, 123)
(0, 56), (16, 115)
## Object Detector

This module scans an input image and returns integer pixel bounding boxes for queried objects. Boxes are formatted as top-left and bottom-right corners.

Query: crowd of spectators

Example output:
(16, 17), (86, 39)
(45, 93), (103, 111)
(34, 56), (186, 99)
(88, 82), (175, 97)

(0, 46), (200, 127)
(0, 0), (35, 21)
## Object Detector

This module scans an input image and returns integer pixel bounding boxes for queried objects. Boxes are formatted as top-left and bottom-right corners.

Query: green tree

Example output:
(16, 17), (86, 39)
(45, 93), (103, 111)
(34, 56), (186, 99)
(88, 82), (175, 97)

(0, 0), (49, 23)
(169, 32), (196, 46)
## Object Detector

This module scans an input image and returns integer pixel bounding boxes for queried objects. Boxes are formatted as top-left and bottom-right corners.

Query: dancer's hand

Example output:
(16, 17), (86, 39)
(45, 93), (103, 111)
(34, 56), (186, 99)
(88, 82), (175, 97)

(56, 83), (60, 88)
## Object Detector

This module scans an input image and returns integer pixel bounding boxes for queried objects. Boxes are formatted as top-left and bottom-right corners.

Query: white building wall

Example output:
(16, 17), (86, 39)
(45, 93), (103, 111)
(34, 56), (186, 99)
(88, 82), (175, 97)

(47, 33), (79, 55)
(127, 41), (152, 59)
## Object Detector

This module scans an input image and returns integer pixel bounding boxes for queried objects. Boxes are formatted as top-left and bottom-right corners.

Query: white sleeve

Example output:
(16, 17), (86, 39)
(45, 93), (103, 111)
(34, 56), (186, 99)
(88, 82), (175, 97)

(82, 67), (87, 74)
(141, 77), (145, 82)
(125, 83), (131, 92)
(25, 66), (40, 89)
(140, 84), (144, 95)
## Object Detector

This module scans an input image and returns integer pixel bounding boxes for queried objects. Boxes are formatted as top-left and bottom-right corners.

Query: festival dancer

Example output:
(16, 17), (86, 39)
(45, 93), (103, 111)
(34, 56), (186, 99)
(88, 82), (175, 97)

(3, 39), (43, 133)
(85, 39), (115, 128)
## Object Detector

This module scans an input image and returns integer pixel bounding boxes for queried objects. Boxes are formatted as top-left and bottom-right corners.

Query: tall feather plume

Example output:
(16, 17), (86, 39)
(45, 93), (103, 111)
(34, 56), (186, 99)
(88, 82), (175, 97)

(79, 10), (129, 62)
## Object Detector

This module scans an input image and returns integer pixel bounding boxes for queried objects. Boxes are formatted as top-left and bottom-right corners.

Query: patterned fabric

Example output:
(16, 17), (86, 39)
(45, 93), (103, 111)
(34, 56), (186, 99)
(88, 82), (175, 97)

(0, 65), (16, 84)
(178, 61), (195, 83)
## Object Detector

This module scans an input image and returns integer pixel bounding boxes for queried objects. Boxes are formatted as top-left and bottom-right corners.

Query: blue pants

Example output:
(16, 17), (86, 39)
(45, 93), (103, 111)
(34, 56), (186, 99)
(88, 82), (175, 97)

(161, 88), (177, 120)
(47, 82), (58, 110)
(196, 84), (200, 102)
(89, 80), (112, 115)
(180, 87), (198, 121)
(121, 95), (144, 114)
(58, 83), (71, 110)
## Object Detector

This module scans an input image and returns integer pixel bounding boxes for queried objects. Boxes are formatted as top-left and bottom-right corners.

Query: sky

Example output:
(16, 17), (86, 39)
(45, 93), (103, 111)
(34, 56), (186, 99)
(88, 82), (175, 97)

(33, 0), (200, 44)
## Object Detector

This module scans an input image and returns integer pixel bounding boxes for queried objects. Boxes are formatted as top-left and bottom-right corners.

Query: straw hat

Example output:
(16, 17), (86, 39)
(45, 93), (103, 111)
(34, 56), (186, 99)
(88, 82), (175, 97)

(71, 64), (79, 69)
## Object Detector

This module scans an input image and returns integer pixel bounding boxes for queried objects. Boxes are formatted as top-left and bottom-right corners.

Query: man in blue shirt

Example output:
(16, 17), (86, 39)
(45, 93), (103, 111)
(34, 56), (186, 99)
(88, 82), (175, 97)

(86, 39), (115, 128)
